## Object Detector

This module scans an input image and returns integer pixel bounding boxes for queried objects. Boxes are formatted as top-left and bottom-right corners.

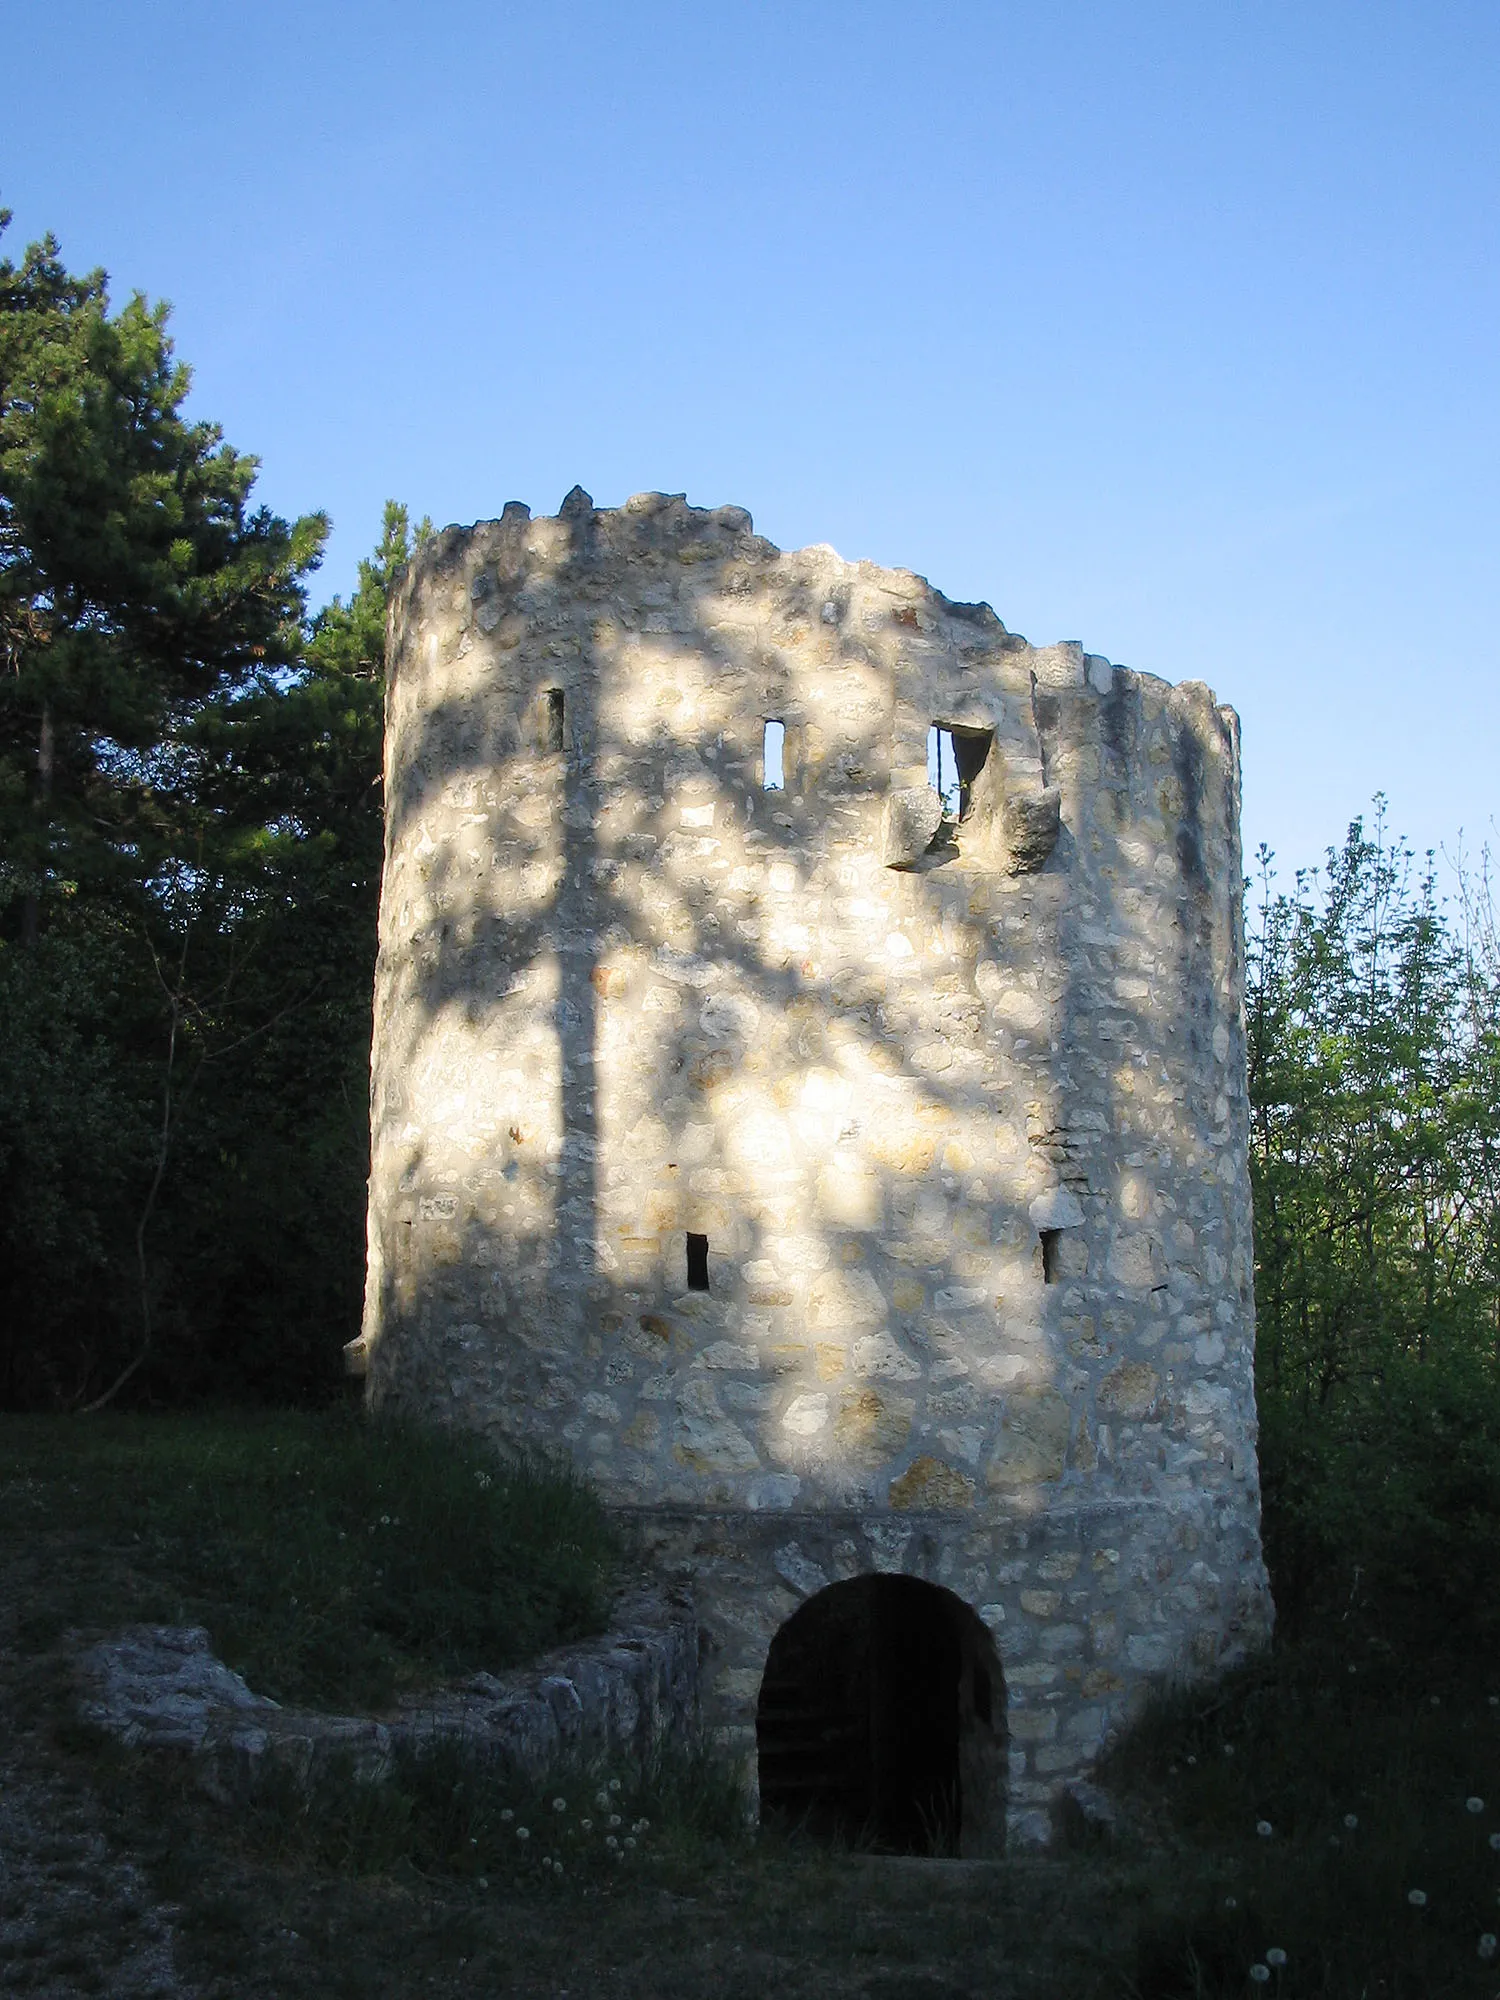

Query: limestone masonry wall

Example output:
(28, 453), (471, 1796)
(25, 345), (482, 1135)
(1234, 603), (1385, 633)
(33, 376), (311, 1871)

(356, 486), (1273, 1845)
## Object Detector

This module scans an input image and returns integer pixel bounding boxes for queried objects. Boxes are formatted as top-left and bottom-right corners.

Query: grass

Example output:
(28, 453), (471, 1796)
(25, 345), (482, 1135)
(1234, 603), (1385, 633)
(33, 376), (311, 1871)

(0, 1407), (619, 1707)
(1101, 1633), (1500, 1997)
(4, 1410), (1500, 1996)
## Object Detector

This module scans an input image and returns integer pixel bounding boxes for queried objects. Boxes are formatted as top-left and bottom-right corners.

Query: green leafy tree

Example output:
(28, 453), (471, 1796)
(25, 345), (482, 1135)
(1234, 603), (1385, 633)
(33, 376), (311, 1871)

(1248, 810), (1500, 1647)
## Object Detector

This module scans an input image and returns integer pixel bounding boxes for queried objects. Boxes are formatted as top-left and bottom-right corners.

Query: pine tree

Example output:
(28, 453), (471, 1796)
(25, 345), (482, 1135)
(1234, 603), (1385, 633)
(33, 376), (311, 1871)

(0, 212), (327, 940)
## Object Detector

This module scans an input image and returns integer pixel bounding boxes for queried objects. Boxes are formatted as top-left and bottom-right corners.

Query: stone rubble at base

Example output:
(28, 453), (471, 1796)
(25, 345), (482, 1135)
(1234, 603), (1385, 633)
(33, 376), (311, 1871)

(74, 1597), (698, 1797)
(355, 488), (1275, 1846)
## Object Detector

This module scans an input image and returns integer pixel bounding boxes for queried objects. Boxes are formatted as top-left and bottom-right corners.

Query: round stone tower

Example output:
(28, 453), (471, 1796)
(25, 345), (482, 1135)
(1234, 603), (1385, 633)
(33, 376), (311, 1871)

(353, 487), (1273, 1848)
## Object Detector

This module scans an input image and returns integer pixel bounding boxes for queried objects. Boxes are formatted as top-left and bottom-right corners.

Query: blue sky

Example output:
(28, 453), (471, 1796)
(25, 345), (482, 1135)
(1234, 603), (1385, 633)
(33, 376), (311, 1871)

(6, 1), (1498, 880)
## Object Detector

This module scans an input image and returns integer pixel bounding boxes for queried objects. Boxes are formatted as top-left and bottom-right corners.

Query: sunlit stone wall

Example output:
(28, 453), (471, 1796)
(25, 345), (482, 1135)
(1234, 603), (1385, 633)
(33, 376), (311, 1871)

(357, 487), (1273, 1842)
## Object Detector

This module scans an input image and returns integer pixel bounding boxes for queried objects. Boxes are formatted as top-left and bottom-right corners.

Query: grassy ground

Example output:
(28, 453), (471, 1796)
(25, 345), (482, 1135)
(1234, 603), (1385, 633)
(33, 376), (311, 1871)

(0, 1408), (618, 1707)
(2, 1412), (1499, 1998)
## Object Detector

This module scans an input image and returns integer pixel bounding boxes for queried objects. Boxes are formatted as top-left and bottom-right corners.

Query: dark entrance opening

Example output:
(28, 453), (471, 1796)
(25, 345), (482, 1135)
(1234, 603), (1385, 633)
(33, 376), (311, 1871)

(756, 1575), (1006, 1856)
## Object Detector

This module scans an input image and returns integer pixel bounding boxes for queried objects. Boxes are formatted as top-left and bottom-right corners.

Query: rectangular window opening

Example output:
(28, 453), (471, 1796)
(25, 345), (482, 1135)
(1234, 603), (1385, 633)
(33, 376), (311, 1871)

(1040, 1228), (1062, 1285)
(763, 718), (785, 791)
(686, 1232), (710, 1292)
(544, 687), (565, 754)
(927, 722), (993, 821)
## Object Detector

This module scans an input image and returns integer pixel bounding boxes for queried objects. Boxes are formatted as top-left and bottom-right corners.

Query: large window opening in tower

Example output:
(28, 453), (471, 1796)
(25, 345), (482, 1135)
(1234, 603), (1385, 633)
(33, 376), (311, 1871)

(927, 723), (994, 822)
(756, 1576), (1007, 1856)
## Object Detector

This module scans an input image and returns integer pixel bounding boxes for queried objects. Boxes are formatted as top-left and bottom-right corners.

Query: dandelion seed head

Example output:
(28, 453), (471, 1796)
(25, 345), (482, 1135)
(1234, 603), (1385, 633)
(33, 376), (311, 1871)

(500, 1809), (514, 1823)
(595, 1789), (611, 1810)
(581, 1818), (593, 1832)
(1344, 1813), (1359, 1829)
(608, 1814), (621, 1828)
(477, 1875), (488, 1889)
(1256, 1820), (1274, 1838)
(1266, 1948), (1287, 1967)
(1224, 1897), (1237, 1910)
(609, 1778), (621, 1793)
(1408, 1888), (1427, 1907)
(1467, 1796), (1485, 1814)
(1479, 1934), (1497, 1961)
(624, 1837), (636, 1850)
(516, 1826), (530, 1842)
(553, 1797), (567, 1813)
(1249, 1967), (1270, 1986)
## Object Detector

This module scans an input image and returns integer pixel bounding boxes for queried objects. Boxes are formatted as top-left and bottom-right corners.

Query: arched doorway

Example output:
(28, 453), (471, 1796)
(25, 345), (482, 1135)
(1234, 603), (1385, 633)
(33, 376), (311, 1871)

(756, 1576), (1007, 1855)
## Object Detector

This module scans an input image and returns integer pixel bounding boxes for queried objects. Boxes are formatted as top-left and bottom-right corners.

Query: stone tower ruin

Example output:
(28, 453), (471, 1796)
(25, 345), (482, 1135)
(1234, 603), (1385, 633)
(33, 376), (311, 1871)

(353, 487), (1273, 1849)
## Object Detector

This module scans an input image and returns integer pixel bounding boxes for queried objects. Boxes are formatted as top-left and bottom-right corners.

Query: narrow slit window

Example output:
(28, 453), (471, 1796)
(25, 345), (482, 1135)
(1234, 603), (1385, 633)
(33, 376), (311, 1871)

(686, 1232), (710, 1291)
(1040, 1228), (1062, 1285)
(763, 719), (785, 791)
(544, 687), (565, 753)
